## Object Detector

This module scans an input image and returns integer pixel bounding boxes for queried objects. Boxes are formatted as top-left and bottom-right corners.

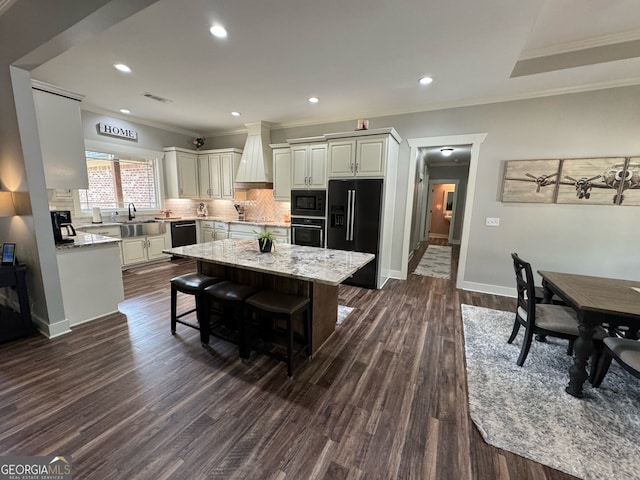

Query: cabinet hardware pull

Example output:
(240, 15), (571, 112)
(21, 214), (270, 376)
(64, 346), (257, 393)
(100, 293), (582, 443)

(350, 163), (354, 172)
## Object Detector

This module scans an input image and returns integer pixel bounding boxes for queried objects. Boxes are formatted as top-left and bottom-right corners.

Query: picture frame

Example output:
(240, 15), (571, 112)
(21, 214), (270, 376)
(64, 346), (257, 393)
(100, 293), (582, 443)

(2, 243), (16, 265)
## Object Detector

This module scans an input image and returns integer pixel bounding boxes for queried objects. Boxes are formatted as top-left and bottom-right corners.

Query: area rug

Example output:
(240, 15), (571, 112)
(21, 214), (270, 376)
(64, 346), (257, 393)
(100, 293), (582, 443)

(412, 245), (451, 279)
(336, 305), (353, 325)
(461, 304), (640, 480)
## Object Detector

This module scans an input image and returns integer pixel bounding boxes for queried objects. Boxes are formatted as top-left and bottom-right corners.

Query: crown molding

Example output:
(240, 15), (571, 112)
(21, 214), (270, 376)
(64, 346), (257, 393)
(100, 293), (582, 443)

(88, 77), (640, 139)
(520, 31), (640, 60)
(80, 103), (200, 137)
(31, 79), (84, 101)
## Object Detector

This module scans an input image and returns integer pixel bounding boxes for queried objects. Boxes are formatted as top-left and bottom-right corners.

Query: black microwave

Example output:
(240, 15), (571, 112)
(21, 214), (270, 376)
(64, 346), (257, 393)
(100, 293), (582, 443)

(291, 190), (326, 217)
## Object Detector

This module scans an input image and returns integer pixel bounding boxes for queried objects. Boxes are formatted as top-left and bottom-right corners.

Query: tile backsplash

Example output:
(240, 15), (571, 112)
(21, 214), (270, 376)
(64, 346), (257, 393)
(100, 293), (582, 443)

(52, 189), (291, 223)
(166, 190), (291, 222)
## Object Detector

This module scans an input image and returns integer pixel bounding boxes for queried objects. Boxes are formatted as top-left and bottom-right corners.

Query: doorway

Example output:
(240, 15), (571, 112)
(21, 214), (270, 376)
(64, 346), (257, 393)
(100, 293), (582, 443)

(425, 180), (458, 243)
(403, 134), (487, 288)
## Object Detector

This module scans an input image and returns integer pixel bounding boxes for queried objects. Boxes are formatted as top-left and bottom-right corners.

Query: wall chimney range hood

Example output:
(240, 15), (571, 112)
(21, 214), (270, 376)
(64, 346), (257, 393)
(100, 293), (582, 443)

(234, 121), (273, 189)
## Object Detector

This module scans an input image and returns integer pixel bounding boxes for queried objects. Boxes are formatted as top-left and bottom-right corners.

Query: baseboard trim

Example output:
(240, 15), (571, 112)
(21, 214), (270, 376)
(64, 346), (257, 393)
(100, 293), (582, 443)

(33, 316), (72, 339)
(459, 281), (515, 298)
(388, 269), (405, 281)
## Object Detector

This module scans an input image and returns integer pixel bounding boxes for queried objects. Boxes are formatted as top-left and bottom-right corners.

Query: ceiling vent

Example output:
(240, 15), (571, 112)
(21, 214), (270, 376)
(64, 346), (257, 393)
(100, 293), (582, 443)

(142, 92), (172, 104)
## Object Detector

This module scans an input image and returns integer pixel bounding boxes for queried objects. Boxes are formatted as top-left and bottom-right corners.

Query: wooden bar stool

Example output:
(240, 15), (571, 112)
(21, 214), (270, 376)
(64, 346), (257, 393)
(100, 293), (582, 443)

(202, 281), (261, 351)
(170, 273), (222, 344)
(244, 290), (312, 378)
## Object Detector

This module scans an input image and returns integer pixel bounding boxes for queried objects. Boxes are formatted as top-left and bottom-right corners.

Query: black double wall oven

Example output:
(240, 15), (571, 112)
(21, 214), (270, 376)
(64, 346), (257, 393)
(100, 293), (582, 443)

(290, 189), (326, 248)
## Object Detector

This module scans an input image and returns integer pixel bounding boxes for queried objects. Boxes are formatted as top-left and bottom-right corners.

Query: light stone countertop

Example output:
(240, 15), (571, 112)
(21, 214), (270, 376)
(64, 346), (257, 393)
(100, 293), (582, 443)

(164, 239), (374, 286)
(55, 233), (121, 250)
(78, 218), (291, 228)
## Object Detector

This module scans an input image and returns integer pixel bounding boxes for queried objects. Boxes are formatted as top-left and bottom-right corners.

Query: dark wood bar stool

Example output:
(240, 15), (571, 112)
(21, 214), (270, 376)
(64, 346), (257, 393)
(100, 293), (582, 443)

(202, 281), (261, 351)
(170, 273), (222, 344)
(244, 290), (312, 378)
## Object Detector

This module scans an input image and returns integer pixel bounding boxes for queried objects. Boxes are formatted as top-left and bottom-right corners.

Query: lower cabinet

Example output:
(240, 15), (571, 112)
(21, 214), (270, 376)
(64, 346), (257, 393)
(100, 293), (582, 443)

(228, 222), (258, 240)
(200, 221), (228, 243)
(265, 226), (290, 244)
(121, 234), (169, 266)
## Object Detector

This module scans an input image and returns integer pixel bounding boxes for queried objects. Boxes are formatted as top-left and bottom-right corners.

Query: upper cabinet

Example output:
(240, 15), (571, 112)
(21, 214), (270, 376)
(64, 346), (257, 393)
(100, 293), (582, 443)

(271, 144), (291, 201)
(165, 147), (241, 199)
(328, 134), (393, 178)
(32, 85), (88, 189)
(198, 149), (242, 199)
(290, 141), (327, 189)
(164, 147), (199, 198)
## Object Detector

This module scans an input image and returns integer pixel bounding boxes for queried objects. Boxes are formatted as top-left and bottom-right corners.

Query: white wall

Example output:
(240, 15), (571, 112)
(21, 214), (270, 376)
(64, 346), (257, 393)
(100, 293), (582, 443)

(213, 86), (640, 292)
(1, 0), (158, 336)
(82, 110), (194, 152)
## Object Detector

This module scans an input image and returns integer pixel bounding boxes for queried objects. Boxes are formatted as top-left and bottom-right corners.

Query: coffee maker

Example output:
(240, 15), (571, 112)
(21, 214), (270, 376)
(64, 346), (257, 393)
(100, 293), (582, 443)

(51, 210), (77, 245)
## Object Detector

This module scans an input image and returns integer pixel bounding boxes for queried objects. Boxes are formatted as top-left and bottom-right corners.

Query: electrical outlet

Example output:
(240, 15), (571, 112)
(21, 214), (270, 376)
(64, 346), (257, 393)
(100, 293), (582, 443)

(485, 217), (500, 227)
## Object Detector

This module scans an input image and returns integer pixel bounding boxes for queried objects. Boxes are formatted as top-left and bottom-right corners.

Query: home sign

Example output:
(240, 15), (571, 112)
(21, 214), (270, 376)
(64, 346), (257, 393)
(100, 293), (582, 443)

(98, 122), (138, 141)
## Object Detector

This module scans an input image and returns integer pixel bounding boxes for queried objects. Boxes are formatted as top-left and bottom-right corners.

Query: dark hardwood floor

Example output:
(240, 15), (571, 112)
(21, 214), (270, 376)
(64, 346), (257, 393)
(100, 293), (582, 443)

(0, 241), (578, 479)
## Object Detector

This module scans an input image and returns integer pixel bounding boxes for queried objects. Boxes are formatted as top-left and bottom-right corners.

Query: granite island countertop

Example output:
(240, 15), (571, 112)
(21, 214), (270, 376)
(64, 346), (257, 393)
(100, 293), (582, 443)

(164, 239), (374, 286)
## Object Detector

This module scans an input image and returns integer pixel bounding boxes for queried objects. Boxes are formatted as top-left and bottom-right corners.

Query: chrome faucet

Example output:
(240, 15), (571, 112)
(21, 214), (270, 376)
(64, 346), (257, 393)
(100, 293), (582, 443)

(128, 203), (137, 221)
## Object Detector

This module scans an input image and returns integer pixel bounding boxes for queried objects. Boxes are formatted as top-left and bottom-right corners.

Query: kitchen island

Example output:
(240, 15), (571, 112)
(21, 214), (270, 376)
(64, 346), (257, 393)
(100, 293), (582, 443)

(164, 240), (374, 353)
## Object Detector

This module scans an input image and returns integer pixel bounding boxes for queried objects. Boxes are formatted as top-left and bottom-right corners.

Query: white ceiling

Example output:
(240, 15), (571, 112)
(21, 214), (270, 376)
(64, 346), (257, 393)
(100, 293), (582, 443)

(26, 0), (640, 136)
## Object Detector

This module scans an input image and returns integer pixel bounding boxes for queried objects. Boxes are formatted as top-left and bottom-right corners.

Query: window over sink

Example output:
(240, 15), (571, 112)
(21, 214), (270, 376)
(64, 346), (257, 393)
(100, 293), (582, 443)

(77, 148), (161, 212)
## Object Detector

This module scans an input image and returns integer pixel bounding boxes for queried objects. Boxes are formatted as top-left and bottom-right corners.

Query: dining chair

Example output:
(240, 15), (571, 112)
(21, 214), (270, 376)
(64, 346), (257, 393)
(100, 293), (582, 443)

(508, 253), (582, 366)
(590, 337), (640, 387)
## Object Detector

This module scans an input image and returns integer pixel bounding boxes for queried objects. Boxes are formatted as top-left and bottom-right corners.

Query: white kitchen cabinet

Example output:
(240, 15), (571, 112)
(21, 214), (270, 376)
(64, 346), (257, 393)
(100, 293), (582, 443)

(198, 154), (221, 199)
(121, 234), (169, 266)
(199, 220), (228, 242)
(32, 86), (88, 189)
(271, 145), (291, 201)
(164, 147), (199, 198)
(198, 149), (242, 199)
(265, 226), (290, 244)
(291, 143), (327, 189)
(228, 222), (258, 240)
(328, 136), (387, 178)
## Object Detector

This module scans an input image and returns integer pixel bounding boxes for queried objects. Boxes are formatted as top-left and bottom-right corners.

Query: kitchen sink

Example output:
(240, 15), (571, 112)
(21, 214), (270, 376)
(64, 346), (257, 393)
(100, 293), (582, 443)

(120, 221), (166, 238)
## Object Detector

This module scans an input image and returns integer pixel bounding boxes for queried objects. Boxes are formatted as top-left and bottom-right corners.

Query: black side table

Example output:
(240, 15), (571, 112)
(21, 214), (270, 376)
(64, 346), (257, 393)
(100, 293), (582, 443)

(0, 264), (35, 343)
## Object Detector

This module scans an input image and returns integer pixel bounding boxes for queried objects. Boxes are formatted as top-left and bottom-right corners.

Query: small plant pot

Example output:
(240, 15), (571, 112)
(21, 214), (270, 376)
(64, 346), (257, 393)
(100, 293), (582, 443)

(258, 238), (273, 253)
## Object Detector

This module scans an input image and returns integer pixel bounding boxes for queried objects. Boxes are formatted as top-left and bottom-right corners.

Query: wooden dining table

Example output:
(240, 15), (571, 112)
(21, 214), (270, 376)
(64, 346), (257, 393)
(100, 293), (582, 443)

(538, 270), (640, 398)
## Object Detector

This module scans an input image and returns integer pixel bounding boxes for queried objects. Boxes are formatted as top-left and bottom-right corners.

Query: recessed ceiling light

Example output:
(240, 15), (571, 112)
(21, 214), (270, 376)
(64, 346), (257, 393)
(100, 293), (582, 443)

(114, 63), (131, 73)
(440, 148), (454, 156)
(308, 97), (319, 104)
(419, 76), (433, 85)
(231, 111), (241, 117)
(210, 25), (227, 38)
(119, 109), (131, 114)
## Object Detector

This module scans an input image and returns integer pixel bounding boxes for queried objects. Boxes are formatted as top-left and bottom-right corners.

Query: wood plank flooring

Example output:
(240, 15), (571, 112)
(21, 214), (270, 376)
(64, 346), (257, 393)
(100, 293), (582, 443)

(0, 241), (579, 479)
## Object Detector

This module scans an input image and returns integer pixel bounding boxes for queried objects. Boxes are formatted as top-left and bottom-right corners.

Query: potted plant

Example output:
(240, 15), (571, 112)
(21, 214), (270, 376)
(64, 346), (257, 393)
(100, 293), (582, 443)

(255, 230), (276, 253)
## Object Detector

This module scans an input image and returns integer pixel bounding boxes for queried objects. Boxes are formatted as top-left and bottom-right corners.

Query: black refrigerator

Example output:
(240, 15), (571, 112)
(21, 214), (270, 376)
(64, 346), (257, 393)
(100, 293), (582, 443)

(327, 179), (383, 289)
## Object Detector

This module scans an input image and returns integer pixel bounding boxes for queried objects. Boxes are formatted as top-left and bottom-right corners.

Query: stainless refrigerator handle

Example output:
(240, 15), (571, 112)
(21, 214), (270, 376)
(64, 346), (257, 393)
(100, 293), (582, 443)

(350, 189), (356, 241)
(346, 190), (352, 241)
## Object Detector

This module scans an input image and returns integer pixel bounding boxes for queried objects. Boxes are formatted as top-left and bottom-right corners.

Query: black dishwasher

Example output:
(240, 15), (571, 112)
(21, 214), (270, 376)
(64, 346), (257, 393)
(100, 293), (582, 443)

(170, 220), (197, 247)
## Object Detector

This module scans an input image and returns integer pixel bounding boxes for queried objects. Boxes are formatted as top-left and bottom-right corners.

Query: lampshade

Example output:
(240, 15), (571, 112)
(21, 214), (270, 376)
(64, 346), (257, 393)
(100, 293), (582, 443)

(0, 191), (16, 217)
